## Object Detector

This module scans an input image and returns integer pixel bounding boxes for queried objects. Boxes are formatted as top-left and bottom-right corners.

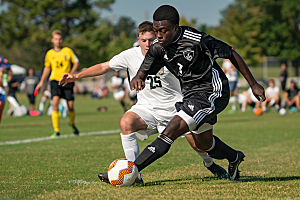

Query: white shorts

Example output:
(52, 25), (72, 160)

(128, 104), (175, 141)
(128, 104), (212, 141)
(113, 90), (125, 100)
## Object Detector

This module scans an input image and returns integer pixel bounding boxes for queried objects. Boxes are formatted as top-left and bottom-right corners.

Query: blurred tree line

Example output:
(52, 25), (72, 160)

(0, 0), (135, 71)
(208, 0), (300, 75)
(1, 0), (300, 75)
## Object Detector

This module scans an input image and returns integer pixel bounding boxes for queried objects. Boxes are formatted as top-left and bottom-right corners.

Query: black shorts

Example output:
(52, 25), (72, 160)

(50, 80), (74, 101)
(27, 94), (35, 104)
(176, 79), (230, 130)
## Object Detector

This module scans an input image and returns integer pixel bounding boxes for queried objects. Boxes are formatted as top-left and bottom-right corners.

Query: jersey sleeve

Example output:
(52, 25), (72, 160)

(44, 51), (51, 68)
(139, 43), (165, 75)
(109, 51), (128, 71)
(202, 34), (232, 60)
(70, 49), (79, 64)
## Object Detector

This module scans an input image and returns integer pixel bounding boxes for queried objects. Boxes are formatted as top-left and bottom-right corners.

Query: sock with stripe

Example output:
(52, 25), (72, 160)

(134, 133), (173, 171)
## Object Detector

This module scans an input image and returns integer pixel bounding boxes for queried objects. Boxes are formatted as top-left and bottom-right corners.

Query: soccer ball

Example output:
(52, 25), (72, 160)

(279, 108), (286, 116)
(108, 158), (139, 186)
(254, 108), (263, 116)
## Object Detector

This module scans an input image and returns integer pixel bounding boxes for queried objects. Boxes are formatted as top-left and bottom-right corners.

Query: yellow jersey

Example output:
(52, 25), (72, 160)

(44, 47), (79, 81)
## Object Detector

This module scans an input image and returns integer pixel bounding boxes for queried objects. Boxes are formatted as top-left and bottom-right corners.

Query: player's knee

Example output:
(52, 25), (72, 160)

(120, 116), (135, 134)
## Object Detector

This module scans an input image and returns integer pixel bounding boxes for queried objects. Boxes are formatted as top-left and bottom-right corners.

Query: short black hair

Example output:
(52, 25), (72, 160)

(153, 5), (179, 27)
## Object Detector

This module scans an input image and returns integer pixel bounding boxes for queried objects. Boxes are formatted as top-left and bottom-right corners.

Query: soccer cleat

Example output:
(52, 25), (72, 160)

(71, 124), (79, 135)
(228, 151), (245, 180)
(205, 162), (228, 179)
(134, 177), (144, 186)
(50, 132), (60, 138)
(98, 173), (110, 184)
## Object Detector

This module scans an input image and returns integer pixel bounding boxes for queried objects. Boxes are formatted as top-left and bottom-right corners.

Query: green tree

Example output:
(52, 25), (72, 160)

(0, 0), (135, 70)
(248, 0), (300, 75)
(209, 1), (265, 66)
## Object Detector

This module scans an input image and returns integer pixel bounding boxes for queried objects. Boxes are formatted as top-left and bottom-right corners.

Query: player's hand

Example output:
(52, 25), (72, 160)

(251, 82), (266, 101)
(59, 73), (76, 86)
(35, 82), (43, 92)
(130, 76), (145, 93)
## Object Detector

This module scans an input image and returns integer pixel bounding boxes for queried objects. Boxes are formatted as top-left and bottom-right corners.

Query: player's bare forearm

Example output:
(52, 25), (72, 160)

(36, 67), (51, 89)
(74, 61), (113, 80)
(130, 70), (147, 92)
(59, 61), (113, 86)
(229, 50), (256, 86)
(229, 50), (266, 101)
(69, 62), (80, 75)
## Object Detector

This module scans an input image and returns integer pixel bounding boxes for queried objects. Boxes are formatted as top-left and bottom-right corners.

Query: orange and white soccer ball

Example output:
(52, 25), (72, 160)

(108, 158), (139, 186)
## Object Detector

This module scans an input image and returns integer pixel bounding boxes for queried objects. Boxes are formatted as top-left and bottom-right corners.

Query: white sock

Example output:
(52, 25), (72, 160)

(230, 96), (237, 110)
(197, 151), (213, 167)
(39, 96), (47, 112)
(121, 133), (140, 162)
(121, 132), (142, 180)
(7, 96), (20, 110)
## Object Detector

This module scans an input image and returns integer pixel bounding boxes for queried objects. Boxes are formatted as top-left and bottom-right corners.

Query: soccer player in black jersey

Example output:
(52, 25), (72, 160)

(130, 5), (266, 180)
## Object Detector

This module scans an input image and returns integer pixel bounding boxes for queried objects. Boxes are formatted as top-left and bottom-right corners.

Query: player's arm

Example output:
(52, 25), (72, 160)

(69, 49), (80, 75)
(69, 61), (80, 75)
(229, 49), (266, 101)
(59, 61), (113, 86)
(35, 67), (51, 90)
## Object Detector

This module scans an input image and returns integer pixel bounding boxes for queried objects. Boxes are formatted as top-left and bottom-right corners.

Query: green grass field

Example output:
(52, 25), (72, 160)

(1, 93), (299, 199)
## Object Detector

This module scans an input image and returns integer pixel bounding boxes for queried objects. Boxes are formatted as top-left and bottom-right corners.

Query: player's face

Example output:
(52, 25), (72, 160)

(51, 34), (63, 48)
(269, 81), (274, 88)
(153, 20), (178, 47)
(138, 31), (156, 56)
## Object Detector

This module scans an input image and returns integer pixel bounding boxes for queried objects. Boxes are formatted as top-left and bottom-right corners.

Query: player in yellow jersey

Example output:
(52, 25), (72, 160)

(35, 30), (80, 137)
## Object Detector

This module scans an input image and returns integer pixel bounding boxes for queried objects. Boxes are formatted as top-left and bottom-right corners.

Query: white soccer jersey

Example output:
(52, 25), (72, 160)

(109, 46), (183, 110)
(265, 86), (280, 98)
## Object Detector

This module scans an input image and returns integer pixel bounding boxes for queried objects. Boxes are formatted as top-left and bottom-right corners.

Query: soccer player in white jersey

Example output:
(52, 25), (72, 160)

(59, 21), (227, 184)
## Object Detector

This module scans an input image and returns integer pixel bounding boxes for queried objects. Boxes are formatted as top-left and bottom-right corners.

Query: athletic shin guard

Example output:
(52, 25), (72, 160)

(134, 134), (173, 171)
(206, 135), (237, 162)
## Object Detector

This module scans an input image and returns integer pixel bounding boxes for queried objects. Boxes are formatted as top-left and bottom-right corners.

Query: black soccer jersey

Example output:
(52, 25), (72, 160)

(139, 26), (232, 99)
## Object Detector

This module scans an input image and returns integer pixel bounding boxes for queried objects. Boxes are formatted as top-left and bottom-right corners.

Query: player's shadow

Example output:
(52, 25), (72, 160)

(143, 176), (300, 187)
(240, 176), (300, 182)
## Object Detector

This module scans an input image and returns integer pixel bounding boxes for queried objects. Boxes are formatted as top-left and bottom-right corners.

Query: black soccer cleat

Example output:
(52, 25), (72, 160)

(134, 177), (144, 186)
(98, 173), (110, 184)
(71, 124), (79, 135)
(228, 151), (245, 180)
(205, 162), (228, 179)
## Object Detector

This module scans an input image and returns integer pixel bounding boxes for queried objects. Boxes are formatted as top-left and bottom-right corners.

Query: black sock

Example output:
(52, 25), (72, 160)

(134, 135), (172, 171)
(120, 100), (125, 107)
(207, 135), (237, 162)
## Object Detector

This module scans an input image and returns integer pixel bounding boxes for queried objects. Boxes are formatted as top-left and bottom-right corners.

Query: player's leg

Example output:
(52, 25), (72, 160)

(63, 82), (79, 135)
(185, 126), (227, 179)
(50, 80), (61, 137)
(120, 111), (148, 161)
(51, 96), (60, 136)
(0, 100), (4, 123)
(98, 107), (153, 185)
(0, 87), (6, 123)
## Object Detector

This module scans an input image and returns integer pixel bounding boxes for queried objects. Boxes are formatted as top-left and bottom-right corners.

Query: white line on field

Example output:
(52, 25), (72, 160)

(0, 129), (120, 146)
(68, 180), (100, 185)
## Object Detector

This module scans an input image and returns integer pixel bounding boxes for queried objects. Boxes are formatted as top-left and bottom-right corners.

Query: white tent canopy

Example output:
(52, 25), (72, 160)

(10, 64), (27, 75)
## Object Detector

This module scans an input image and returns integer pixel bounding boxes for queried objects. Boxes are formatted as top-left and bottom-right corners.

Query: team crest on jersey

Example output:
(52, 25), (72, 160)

(158, 67), (164, 75)
(188, 104), (194, 111)
(183, 49), (194, 61)
(164, 54), (168, 60)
